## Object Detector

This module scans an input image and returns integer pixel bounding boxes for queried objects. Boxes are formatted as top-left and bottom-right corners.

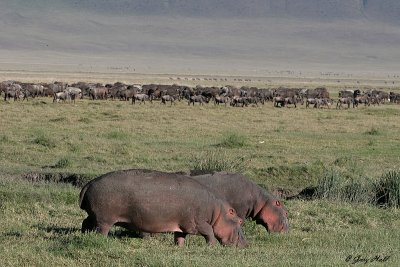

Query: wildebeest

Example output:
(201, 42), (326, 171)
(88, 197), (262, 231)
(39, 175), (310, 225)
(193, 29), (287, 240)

(161, 95), (176, 105)
(305, 98), (319, 108)
(3, 84), (23, 101)
(336, 97), (353, 109)
(132, 93), (150, 104)
(389, 92), (400, 103)
(230, 96), (249, 107)
(353, 94), (370, 108)
(89, 86), (108, 100)
(53, 91), (70, 103)
(273, 96), (286, 107)
(214, 96), (231, 106)
(284, 96), (302, 108)
(188, 95), (209, 105)
(64, 87), (82, 100)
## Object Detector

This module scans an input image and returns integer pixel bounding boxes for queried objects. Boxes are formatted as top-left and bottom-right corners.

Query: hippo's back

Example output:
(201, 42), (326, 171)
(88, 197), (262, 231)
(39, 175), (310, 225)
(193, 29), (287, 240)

(79, 169), (219, 233)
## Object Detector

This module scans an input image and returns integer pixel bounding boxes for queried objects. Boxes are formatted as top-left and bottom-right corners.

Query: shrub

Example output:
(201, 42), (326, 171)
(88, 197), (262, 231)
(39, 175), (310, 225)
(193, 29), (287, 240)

(53, 157), (72, 169)
(190, 149), (247, 175)
(364, 127), (380, 136)
(314, 169), (375, 204)
(32, 132), (56, 149)
(374, 170), (400, 208)
(217, 132), (247, 148)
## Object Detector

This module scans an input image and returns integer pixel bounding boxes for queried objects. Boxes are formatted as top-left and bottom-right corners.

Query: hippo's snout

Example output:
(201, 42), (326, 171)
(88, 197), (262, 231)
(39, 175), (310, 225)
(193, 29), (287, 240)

(236, 228), (248, 248)
(280, 217), (290, 233)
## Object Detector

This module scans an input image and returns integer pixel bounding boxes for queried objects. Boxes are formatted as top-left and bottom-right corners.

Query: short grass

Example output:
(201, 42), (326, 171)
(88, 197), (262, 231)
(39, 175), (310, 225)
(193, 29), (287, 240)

(0, 177), (398, 266)
(1, 86), (400, 266)
(1, 95), (400, 190)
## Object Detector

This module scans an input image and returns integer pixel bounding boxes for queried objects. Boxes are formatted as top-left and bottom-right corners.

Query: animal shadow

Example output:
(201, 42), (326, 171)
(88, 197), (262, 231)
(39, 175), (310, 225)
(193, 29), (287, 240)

(37, 225), (80, 235)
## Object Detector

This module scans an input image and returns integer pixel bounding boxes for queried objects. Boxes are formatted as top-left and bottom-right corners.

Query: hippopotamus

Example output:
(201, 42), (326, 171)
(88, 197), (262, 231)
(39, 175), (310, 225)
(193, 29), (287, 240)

(79, 169), (247, 247)
(191, 172), (289, 233)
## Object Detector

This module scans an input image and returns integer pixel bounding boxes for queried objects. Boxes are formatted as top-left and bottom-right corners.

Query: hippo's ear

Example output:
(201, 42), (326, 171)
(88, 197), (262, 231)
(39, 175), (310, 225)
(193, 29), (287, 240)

(275, 200), (281, 207)
(228, 208), (235, 215)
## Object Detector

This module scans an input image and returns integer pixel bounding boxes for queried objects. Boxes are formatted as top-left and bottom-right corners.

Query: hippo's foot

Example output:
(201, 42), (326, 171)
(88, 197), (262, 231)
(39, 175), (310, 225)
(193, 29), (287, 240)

(95, 222), (112, 236)
(174, 232), (187, 247)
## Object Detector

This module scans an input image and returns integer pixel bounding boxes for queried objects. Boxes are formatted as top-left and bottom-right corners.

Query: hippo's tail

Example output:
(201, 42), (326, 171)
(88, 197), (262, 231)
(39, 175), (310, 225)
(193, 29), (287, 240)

(79, 182), (91, 210)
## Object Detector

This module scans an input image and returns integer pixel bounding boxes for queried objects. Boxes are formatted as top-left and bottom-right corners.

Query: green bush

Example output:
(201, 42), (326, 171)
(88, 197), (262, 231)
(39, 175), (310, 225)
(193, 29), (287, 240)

(217, 132), (247, 148)
(190, 149), (247, 175)
(53, 157), (72, 169)
(32, 132), (56, 148)
(374, 170), (400, 208)
(314, 169), (375, 204)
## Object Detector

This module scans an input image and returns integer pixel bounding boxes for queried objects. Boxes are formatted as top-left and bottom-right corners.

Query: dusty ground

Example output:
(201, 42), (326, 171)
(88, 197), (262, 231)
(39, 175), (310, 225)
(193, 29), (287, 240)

(1, 63), (399, 91)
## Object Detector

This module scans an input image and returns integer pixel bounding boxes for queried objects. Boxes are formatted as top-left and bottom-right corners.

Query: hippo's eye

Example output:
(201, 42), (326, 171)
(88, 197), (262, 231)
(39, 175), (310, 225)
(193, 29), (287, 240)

(275, 200), (281, 206)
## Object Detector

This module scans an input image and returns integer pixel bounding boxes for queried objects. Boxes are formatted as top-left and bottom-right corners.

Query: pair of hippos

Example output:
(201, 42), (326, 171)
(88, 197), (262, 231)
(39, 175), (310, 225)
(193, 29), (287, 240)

(79, 169), (289, 248)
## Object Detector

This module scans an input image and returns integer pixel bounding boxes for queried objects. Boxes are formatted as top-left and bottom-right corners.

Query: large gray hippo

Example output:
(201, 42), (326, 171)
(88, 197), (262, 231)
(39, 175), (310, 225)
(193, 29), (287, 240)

(192, 172), (289, 233)
(79, 169), (247, 247)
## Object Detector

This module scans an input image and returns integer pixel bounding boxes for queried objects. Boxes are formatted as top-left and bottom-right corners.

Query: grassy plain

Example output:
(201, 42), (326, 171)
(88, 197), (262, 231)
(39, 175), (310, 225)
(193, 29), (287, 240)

(1, 75), (400, 266)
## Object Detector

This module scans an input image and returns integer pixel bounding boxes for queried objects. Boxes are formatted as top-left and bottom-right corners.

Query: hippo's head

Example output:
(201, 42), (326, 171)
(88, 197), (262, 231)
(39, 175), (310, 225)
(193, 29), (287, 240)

(256, 198), (289, 233)
(213, 203), (248, 248)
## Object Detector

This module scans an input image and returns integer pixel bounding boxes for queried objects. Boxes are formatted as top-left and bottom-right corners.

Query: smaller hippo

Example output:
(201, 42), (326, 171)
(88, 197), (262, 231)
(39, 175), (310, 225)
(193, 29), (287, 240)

(192, 172), (289, 233)
(79, 169), (247, 247)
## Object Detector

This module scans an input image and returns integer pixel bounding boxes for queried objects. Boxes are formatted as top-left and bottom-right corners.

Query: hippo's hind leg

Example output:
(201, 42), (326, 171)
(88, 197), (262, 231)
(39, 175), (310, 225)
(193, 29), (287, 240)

(174, 232), (187, 247)
(82, 216), (112, 236)
(82, 216), (96, 233)
(95, 221), (112, 236)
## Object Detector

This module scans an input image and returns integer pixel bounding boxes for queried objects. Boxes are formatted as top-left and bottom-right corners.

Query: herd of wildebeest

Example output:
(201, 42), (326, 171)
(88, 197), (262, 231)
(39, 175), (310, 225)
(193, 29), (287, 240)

(2, 80), (400, 108)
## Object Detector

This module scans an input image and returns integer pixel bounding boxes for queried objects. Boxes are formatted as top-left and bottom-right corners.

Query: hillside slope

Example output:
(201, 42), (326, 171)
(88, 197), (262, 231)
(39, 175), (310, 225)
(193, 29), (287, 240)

(0, 1), (399, 75)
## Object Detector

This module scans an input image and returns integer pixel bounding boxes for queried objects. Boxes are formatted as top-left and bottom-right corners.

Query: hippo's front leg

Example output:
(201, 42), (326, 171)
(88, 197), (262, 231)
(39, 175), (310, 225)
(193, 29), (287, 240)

(197, 223), (217, 246)
(174, 232), (187, 246)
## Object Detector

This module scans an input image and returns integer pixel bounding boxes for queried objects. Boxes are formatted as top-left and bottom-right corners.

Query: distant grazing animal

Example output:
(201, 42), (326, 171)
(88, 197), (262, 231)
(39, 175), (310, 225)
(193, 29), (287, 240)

(89, 87), (108, 100)
(284, 96), (299, 108)
(4, 84), (23, 101)
(132, 93), (150, 104)
(64, 87), (82, 100)
(273, 96), (286, 107)
(214, 96), (231, 106)
(188, 95), (209, 105)
(231, 96), (249, 107)
(336, 97), (353, 109)
(53, 91), (71, 103)
(161, 95), (176, 105)
(79, 169), (247, 247)
(305, 98), (319, 108)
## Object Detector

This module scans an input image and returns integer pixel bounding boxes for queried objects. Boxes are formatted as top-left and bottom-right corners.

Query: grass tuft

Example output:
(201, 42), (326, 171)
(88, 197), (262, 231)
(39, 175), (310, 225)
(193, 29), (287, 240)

(314, 169), (375, 204)
(364, 127), (380, 136)
(375, 170), (400, 208)
(32, 131), (56, 148)
(190, 149), (247, 175)
(53, 157), (72, 169)
(216, 132), (247, 148)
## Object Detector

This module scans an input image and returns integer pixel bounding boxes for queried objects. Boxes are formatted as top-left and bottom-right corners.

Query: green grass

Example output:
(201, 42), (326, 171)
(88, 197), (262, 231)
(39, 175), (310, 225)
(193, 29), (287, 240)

(0, 177), (399, 266)
(0, 93), (400, 266)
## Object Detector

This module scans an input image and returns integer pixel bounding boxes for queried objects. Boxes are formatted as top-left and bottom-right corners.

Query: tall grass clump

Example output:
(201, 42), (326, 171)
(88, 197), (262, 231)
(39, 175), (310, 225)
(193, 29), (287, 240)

(32, 131), (56, 149)
(374, 170), (400, 208)
(364, 127), (380, 136)
(190, 149), (247, 175)
(52, 157), (72, 169)
(314, 168), (375, 204)
(216, 132), (247, 148)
